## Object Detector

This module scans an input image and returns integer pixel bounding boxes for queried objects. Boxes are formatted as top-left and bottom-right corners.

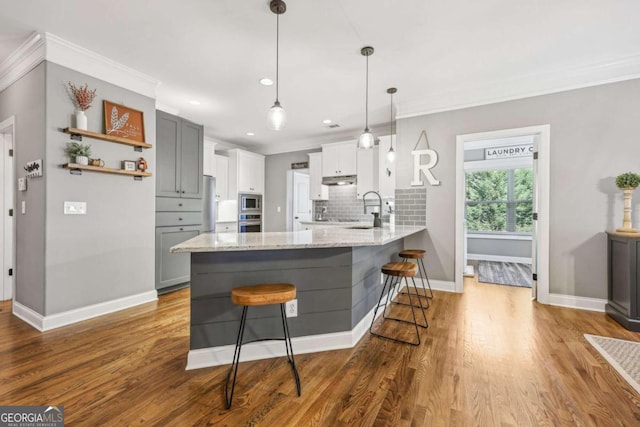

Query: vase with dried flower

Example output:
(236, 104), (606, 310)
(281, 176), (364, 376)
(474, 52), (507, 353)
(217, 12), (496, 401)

(67, 82), (97, 131)
(615, 172), (640, 233)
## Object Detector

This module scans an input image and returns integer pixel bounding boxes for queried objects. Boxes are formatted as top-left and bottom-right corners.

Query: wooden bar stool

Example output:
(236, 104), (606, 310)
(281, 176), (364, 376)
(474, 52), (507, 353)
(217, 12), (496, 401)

(224, 283), (301, 409)
(400, 249), (434, 300)
(369, 262), (428, 346)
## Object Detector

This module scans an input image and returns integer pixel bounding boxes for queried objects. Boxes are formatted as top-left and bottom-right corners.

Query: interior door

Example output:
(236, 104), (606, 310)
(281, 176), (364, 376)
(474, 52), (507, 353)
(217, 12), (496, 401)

(1, 126), (14, 301)
(292, 172), (311, 231)
(531, 138), (539, 300)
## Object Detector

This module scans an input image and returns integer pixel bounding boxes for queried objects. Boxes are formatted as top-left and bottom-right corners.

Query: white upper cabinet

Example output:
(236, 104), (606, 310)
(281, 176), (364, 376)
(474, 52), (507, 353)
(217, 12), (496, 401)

(308, 152), (328, 200)
(214, 154), (229, 200)
(228, 149), (265, 195)
(321, 141), (357, 177)
(356, 146), (379, 199)
(203, 139), (216, 176)
(377, 135), (396, 199)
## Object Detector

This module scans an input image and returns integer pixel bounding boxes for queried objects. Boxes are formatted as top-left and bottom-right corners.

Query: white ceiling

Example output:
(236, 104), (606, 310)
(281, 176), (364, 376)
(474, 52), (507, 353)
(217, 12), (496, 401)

(1, 0), (639, 154)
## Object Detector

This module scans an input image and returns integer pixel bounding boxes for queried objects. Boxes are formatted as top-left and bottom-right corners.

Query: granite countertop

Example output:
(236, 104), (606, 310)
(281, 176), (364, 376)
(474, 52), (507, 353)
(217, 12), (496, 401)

(299, 220), (372, 226)
(170, 225), (426, 253)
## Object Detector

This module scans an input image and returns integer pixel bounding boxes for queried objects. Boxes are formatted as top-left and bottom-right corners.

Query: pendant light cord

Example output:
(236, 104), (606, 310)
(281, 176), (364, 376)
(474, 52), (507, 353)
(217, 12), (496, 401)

(276, 12), (280, 102)
(365, 54), (369, 129)
(390, 91), (393, 149)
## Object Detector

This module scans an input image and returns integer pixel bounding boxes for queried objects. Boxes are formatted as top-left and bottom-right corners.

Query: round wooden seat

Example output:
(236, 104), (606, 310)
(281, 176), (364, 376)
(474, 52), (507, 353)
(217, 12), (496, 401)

(231, 283), (296, 306)
(399, 249), (426, 259)
(382, 262), (417, 277)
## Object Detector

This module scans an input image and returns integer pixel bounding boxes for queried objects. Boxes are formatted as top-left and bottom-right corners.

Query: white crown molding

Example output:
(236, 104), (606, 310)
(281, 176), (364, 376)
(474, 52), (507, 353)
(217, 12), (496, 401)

(398, 53), (640, 120)
(0, 32), (46, 93)
(0, 32), (160, 99)
(44, 33), (159, 99)
(155, 102), (180, 116)
(13, 290), (157, 332)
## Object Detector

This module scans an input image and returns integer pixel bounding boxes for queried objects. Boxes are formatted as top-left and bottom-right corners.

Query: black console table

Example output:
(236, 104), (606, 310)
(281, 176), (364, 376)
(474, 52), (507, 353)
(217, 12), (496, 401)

(606, 231), (640, 331)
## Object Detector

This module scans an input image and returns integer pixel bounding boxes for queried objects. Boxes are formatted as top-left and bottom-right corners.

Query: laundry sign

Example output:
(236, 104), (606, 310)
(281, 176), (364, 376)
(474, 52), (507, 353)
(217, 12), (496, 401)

(485, 144), (533, 160)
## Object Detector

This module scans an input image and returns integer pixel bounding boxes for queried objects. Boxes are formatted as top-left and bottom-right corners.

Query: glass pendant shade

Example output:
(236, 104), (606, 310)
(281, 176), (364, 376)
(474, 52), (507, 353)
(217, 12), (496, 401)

(386, 145), (395, 162)
(358, 129), (374, 149)
(267, 100), (286, 131)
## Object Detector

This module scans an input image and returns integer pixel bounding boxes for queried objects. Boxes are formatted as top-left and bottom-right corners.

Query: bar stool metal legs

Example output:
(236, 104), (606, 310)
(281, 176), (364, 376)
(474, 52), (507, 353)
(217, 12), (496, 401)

(407, 256), (433, 299)
(280, 303), (301, 396)
(370, 264), (428, 346)
(224, 283), (300, 409)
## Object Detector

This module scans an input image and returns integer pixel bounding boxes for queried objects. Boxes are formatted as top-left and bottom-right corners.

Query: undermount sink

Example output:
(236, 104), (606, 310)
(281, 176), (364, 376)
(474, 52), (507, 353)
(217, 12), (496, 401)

(345, 225), (373, 229)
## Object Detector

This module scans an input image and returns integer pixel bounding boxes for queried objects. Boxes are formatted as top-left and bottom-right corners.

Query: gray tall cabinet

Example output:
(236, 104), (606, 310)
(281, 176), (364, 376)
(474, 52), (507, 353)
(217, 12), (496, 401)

(155, 111), (204, 293)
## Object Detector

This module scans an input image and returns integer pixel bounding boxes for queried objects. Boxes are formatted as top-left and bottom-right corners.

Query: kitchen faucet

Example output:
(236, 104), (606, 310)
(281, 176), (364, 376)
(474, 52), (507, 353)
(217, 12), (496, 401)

(362, 191), (383, 227)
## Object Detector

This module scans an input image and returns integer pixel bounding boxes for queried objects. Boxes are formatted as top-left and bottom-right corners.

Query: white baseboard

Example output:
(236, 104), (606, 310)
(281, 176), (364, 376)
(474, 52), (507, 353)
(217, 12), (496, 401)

(424, 279), (456, 293)
(12, 301), (45, 331)
(186, 285), (400, 370)
(467, 253), (532, 264)
(12, 290), (158, 331)
(548, 293), (606, 312)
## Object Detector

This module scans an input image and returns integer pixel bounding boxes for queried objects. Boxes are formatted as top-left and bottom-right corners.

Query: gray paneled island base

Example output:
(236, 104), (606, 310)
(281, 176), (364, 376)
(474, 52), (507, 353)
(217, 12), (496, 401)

(171, 225), (426, 370)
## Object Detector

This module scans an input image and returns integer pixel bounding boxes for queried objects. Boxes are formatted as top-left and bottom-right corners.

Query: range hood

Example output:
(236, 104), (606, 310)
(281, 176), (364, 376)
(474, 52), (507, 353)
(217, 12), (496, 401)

(322, 175), (357, 186)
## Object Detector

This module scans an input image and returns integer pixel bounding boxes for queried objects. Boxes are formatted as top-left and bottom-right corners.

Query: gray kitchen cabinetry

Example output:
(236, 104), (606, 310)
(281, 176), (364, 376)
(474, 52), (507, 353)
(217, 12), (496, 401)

(155, 110), (204, 293)
(155, 225), (200, 291)
(606, 231), (640, 331)
(156, 110), (204, 199)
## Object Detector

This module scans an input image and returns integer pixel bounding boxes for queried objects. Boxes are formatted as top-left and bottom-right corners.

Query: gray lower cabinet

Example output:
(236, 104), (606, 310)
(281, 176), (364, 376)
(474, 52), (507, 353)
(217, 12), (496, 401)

(606, 231), (640, 331)
(155, 225), (200, 292)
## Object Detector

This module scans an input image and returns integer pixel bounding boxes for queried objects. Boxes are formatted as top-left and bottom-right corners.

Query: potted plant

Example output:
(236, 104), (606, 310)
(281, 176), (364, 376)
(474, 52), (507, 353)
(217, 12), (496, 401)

(615, 172), (640, 232)
(66, 142), (92, 166)
(67, 82), (97, 130)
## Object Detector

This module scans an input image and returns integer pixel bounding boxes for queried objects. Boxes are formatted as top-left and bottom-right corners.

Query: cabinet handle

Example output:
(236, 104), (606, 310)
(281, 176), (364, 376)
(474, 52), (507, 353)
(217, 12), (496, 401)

(178, 203), (183, 207)
(179, 217), (183, 221)
(181, 190), (185, 193)
(176, 190), (180, 193)
(179, 227), (184, 231)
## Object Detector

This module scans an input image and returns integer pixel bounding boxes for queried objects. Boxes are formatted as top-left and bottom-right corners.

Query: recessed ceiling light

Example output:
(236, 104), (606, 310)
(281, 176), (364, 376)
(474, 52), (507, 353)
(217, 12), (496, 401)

(322, 119), (332, 124)
(259, 78), (274, 86)
(189, 100), (201, 105)
(246, 132), (255, 136)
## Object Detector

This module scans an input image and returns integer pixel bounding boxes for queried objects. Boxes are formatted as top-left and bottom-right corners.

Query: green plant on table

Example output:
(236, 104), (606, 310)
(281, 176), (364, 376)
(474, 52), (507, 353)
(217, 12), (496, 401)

(65, 142), (92, 159)
(615, 172), (640, 189)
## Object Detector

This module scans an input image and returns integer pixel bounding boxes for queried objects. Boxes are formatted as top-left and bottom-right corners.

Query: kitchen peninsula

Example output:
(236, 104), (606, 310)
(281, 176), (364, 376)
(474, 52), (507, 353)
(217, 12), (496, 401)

(171, 225), (426, 370)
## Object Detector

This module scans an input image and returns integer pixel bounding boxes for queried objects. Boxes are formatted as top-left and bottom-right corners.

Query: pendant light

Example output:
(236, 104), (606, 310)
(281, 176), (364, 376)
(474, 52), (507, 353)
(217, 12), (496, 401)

(386, 87), (397, 162)
(267, 0), (287, 131)
(358, 46), (374, 149)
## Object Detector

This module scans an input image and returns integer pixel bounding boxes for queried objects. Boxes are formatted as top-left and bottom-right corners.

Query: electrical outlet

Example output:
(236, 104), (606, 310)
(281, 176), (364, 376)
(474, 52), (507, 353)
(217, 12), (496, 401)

(285, 299), (298, 318)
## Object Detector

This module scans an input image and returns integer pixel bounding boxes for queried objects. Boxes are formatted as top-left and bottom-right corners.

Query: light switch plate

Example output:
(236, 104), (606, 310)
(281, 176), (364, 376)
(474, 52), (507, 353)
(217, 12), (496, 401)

(64, 201), (87, 215)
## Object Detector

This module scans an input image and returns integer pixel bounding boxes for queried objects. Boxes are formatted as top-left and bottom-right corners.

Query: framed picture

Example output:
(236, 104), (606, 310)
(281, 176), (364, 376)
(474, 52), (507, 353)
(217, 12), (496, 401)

(122, 160), (137, 171)
(104, 100), (145, 142)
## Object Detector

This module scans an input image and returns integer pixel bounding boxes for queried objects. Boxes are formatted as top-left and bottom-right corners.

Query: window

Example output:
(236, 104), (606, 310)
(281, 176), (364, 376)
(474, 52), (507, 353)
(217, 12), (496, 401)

(465, 168), (532, 233)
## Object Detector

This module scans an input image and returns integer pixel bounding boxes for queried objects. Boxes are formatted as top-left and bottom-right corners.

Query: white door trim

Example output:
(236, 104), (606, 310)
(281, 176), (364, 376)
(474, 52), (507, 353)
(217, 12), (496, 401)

(455, 124), (550, 304)
(0, 116), (16, 302)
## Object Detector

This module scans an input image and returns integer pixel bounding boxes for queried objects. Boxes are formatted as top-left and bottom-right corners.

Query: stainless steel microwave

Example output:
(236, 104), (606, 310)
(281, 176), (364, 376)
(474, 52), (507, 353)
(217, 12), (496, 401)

(239, 193), (262, 212)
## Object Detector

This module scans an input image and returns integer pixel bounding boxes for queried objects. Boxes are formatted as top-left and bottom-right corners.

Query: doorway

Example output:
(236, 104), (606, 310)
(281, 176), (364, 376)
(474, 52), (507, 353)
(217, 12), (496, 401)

(455, 125), (550, 303)
(285, 169), (312, 231)
(0, 117), (15, 302)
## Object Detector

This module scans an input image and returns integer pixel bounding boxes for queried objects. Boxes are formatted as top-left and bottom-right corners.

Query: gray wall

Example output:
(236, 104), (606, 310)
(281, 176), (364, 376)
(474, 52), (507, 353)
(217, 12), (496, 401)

(397, 78), (640, 299)
(44, 63), (156, 315)
(264, 148), (318, 232)
(0, 63), (46, 313)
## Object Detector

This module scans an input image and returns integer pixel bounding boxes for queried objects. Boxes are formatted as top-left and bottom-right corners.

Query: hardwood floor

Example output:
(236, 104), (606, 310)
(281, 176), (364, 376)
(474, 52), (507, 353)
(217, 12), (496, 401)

(2, 277), (640, 426)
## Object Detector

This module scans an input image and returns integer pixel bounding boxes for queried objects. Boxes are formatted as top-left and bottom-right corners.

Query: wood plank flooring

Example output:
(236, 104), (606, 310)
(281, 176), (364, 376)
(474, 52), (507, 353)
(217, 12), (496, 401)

(1, 276), (640, 426)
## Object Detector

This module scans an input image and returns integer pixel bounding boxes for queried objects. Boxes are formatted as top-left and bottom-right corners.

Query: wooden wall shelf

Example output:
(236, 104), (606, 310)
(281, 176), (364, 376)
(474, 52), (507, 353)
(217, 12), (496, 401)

(63, 128), (152, 150)
(63, 163), (152, 179)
